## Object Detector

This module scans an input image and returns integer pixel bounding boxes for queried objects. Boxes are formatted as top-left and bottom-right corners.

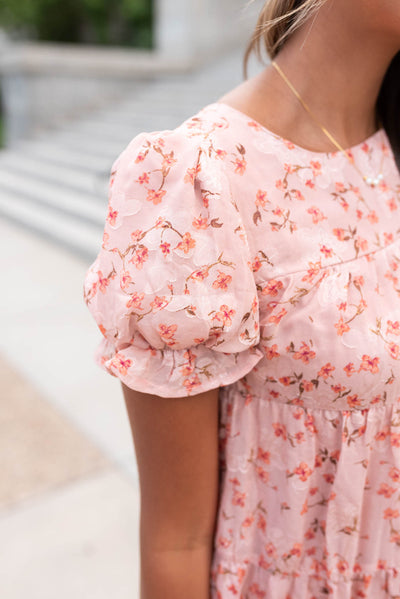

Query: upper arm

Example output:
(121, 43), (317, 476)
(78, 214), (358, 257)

(121, 381), (221, 552)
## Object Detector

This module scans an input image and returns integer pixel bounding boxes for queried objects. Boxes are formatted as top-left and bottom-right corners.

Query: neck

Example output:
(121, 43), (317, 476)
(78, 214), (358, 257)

(263, 1), (399, 148)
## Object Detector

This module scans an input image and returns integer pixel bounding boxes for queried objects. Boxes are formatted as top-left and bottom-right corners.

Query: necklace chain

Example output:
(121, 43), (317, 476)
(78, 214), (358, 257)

(271, 60), (385, 187)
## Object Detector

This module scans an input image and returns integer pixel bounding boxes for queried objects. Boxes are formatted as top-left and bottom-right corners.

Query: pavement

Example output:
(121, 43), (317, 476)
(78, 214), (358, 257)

(0, 43), (264, 598)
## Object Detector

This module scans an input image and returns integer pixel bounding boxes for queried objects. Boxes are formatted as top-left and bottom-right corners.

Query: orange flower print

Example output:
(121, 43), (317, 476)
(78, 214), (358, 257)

(150, 295), (170, 312)
(192, 215), (209, 230)
(158, 323), (178, 345)
(146, 188), (167, 205)
(110, 352), (132, 376)
(273, 422), (287, 440)
(358, 354), (380, 373)
(137, 172), (149, 184)
(184, 163), (201, 185)
(234, 156), (247, 175)
(213, 304), (236, 327)
(256, 467), (269, 483)
(212, 270), (233, 291)
(120, 270), (132, 290)
(190, 267), (209, 282)
(318, 362), (336, 379)
(107, 206), (118, 226)
(320, 245), (333, 258)
(265, 344), (280, 359)
(255, 189), (269, 208)
(307, 206), (327, 224)
(387, 320), (400, 335)
(301, 260), (322, 283)
(129, 246), (149, 269)
(175, 232), (196, 253)
(257, 447), (271, 464)
(383, 507), (400, 520)
(97, 270), (110, 293)
(334, 317), (350, 336)
(293, 341), (316, 363)
(126, 291), (145, 310)
(377, 483), (397, 498)
(387, 343), (400, 359)
(232, 489), (246, 507)
(293, 462), (313, 481)
(269, 308), (288, 324)
(262, 279), (284, 296)
(333, 227), (346, 241)
(161, 152), (178, 170)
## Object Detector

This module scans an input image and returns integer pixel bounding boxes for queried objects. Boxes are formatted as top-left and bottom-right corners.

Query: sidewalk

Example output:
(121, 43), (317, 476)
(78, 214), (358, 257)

(0, 217), (142, 598)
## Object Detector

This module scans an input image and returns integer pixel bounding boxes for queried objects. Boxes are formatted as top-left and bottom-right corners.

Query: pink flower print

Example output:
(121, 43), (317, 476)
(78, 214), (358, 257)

(120, 270), (132, 290)
(383, 507), (400, 520)
(272, 206), (283, 217)
(375, 426), (390, 441)
(310, 160), (322, 175)
(234, 156), (247, 175)
(110, 352), (132, 376)
(338, 301), (347, 311)
(387, 320), (400, 335)
(129, 246), (149, 269)
(251, 295), (258, 314)
(283, 163), (295, 174)
(336, 559), (349, 575)
(293, 462), (313, 481)
(217, 537), (232, 549)
(389, 467), (400, 483)
(257, 447), (271, 464)
(126, 292), (145, 310)
(252, 256), (262, 272)
(161, 153), (177, 170)
(293, 341), (316, 363)
(158, 323), (178, 345)
(273, 422), (287, 440)
(212, 270), (233, 291)
(214, 304), (236, 327)
(97, 270), (110, 293)
(358, 354), (380, 373)
(146, 188), (167, 205)
(307, 206), (327, 224)
(294, 431), (305, 444)
(387, 342), (400, 359)
(320, 245), (333, 258)
(275, 178), (286, 191)
(318, 362), (336, 379)
(289, 543), (303, 557)
(377, 483), (397, 498)
(215, 148), (227, 159)
(184, 163), (201, 185)
(279, 376), (291, 386)
(232, 489), (246, 507)
(301, 260), (321, 283)
(130, 229), (144, 242)
(384, 232), (394, 245)
(160, 241), (171, 256)
(190, 267), (209, 282)
(305, 179), (315, 189)
(304, 413), (318, 433)
(387, 197), (397, 211)
(262, 279), (284, 296)
(268, 308), (288, 324)
(355, 237), (368, 252)
(302, 380), (314, 391)
(175, 232), (196, 253)
(334, 317), (350, 336)
(192, 215), (208, 230)
(335, 182), (346, 193)
(183, 374), (202, 394)
(150, 295), (170, 312)
(333, 227), (346, 241)
(347, 394), (362, 408)
(255, 189), (269, 208)
(356, 209), (363, 220)
(391, 433), (400, 448)
(292, 189), (305, 201)
(107, 205), (118, 226)
(265, 344), (280, 359)
(134, 150), (147, 163)
(256, 466), (269, 483)
(137, 172), (149, 184)
(257, 514), (267, 533)
(242, 515), (255, 528)
(367, 210), (379, 223)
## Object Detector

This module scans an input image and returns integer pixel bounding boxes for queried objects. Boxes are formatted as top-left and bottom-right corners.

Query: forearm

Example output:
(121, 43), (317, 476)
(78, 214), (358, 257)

(140, 543), (214, 599)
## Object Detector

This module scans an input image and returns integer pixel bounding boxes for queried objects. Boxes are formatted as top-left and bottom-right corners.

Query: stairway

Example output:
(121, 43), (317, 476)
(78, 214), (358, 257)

(0, 47), (247, 262)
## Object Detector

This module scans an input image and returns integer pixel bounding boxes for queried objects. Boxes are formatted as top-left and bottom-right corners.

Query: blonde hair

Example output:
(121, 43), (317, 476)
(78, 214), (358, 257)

(242, 0), (328, 78)
(242, 0), (400, 169)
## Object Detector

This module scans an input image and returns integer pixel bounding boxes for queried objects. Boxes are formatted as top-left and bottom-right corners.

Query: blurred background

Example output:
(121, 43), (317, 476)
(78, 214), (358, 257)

(0, 1), (264, 597)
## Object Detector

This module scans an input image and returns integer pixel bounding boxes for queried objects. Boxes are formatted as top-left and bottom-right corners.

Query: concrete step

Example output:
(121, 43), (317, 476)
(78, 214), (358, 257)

(0, 186), (102, 261)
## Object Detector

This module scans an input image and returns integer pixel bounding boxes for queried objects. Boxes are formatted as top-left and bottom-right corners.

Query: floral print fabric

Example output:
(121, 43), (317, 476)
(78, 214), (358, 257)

(83, 101), (400, 598)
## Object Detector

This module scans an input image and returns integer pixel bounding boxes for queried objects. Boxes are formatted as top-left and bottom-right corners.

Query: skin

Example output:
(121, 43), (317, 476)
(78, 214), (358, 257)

(218, 0), (400, 153)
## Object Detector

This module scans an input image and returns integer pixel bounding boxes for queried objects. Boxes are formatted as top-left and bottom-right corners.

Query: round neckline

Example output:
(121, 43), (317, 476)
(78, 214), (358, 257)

(207, 101), (385, 158)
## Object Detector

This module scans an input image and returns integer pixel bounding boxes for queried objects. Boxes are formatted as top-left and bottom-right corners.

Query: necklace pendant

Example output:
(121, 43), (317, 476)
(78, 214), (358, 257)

(364, 172), (383, 187)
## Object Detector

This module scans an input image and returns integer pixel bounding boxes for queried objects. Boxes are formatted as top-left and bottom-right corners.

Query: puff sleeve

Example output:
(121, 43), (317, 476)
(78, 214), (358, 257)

(83, 123), (264, 397)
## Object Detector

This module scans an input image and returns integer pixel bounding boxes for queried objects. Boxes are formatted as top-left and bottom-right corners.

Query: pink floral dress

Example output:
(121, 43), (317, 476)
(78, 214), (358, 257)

(83, 101), (400, 598)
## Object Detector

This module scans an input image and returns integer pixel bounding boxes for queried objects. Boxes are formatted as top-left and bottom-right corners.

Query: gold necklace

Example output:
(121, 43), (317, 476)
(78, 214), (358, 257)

(271, 60), (385, 188)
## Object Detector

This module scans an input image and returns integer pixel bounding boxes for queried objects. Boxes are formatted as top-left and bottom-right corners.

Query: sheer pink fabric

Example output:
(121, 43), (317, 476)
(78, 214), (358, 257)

(83, 102), (400, 597)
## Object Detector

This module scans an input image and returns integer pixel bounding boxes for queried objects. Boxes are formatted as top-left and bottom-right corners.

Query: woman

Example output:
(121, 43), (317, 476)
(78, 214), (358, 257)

(83, 0), (400, 597)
